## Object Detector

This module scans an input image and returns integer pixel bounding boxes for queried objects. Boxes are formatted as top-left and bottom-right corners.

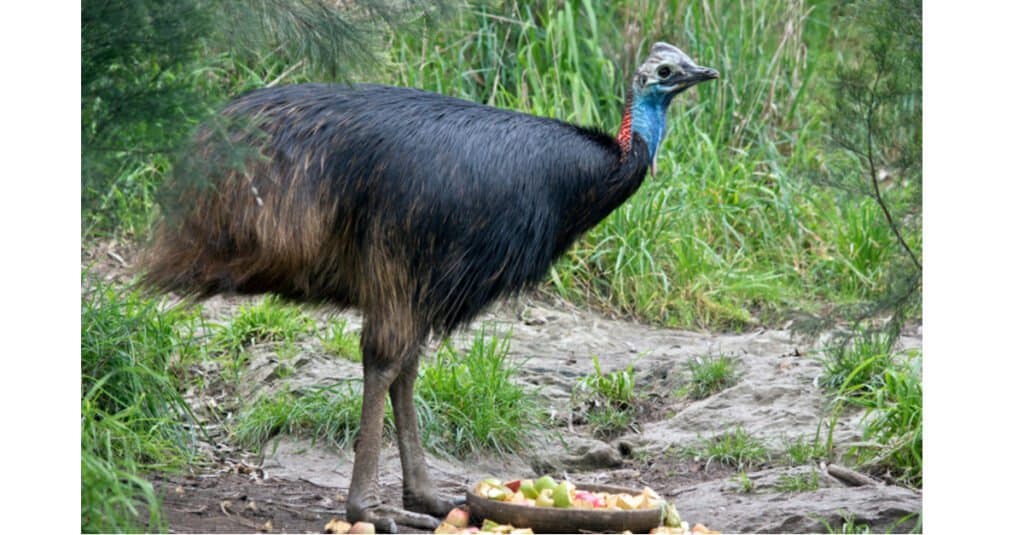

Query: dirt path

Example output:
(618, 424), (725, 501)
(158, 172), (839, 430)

(85, 244), (920, 533)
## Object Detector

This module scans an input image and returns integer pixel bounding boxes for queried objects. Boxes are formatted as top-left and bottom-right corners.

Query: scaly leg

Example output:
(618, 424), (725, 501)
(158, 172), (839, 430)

(390, 358), (464, 516)
(345, 337), (439, 532)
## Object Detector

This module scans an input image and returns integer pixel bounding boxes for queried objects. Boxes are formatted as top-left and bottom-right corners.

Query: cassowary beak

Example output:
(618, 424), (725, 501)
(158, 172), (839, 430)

(669, 65), (719, 92)
(689, 66), (719, 82)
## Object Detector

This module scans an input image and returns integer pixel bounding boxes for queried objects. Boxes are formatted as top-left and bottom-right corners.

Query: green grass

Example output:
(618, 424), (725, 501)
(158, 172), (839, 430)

(682, 354), (740, 399)
(821, 512), (921, 534)
(81, 280), (202, 532)
(733, 470), (754, 493)
(775, 469), (821, 492)
(691, 427), (770, 470)
(821, 332), (922, 486)
(234, 381), (372, 451)
(573, 356), (638, 437)
(785, 435), (828, 465)
(212, 296), (314, 353)
(234, 325), (538, 457)
(417, 327), (539, 456)
(818, 332), (896, 395)
(319, 318), (362, 362)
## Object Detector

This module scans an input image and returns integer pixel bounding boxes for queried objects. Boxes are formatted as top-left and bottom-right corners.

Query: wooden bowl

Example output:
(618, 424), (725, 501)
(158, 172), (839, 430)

(466, 483), (663, 534)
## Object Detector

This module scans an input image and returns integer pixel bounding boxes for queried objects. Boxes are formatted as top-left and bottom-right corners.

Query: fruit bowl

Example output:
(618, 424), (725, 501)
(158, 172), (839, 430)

(466, 482), (663, 534)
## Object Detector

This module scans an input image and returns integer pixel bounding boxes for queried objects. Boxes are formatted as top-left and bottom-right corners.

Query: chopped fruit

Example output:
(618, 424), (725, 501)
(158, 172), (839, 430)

(534, 488), (555, 508)
(349, 521), (375, 534)
(519, 479), (538, 499)
(552, 482), (573, 508)
(533, 475), (557, 493)
(324, 518), (352, 534)
(504, 480), (522, 493)
(662, 503), (683, 528)
(445, 508), (470, 528)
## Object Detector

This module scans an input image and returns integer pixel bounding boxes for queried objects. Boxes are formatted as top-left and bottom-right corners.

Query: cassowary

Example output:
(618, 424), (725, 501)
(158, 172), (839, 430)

(141, 42), (717, 532)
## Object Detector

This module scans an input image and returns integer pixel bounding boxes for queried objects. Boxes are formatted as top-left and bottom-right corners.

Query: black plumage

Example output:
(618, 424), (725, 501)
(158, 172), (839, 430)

(141, 43), (716, 532)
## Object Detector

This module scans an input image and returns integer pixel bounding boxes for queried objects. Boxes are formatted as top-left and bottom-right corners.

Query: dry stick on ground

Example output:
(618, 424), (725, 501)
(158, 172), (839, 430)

(823, 462), (879, 487)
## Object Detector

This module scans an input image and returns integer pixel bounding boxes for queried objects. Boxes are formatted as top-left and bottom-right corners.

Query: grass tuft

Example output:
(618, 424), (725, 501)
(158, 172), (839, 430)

(320, 318), (362, 362)
(785, 435), (828, 465)
(212, 296), (314, 354)
(693, 427), (769, 470)
(775, 469), (821, 493)
(417, 326), (539, 456)
(573, 356), (638, 437)
(818, 332), (896, 396)
(821, 331), (922, 487)
(683, 354), (740, 399)
(233, 381), (372, 451)
(81, 280), (201, 531)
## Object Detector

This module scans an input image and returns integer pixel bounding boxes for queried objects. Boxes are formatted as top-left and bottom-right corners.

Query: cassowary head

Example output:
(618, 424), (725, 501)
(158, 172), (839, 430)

(624, 42), (718, 167)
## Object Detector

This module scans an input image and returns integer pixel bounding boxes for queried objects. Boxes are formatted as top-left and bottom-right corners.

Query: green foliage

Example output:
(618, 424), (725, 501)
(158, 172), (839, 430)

(212, 296), (314, 354)
(734, 470), (754, 493)
(776, 469), (821, 492)
(693, 427), (769, 470)
(822, 331), (922, 486)
(683, 354), (739, 399)
(800, 0), (922, 338)
(785, 435), (828, 465)
(234, 326), (538, 457)
(81, 280), (201, 531)
(82, 0), (445, 238)
(234, 382), (373, 451)
(574, 357), (638, 437)
(417, 327), (539, 456)
(818, 331), (895, 395)
(320, 318), (363, 362)
(578, 356), (637, 405)
(847, 356), (922, 486)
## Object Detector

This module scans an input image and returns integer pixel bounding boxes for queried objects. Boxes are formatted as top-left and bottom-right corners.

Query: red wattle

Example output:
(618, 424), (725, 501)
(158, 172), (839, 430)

(616, 91), (633, 155)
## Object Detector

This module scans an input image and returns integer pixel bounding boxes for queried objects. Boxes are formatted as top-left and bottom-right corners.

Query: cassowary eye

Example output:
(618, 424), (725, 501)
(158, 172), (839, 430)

(657, 66), (672, 79)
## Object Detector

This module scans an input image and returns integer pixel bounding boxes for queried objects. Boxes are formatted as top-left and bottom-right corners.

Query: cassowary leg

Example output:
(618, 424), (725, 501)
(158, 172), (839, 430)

(345, 327), (439, 533)
(390, 358), (464, 516)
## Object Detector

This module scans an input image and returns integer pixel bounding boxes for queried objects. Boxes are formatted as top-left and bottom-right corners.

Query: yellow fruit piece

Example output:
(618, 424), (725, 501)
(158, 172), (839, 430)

(324, 518), (352, 534)
(535, 488), (555, 508)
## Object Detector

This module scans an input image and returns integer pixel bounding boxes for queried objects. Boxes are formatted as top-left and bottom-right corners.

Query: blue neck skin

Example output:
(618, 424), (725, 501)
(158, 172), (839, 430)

(630, 90), (674, 160)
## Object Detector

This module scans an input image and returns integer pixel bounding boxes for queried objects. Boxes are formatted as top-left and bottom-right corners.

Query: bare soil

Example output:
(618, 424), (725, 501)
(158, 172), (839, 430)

(84, 244), (922, 533)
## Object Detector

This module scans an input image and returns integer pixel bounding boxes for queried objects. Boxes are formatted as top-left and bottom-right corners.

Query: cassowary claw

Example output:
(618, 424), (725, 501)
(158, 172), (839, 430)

(354, 505), (441, 533)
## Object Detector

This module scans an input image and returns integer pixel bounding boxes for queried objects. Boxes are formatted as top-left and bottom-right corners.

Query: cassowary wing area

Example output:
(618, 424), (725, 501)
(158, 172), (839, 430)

(81, 0), (921, 533)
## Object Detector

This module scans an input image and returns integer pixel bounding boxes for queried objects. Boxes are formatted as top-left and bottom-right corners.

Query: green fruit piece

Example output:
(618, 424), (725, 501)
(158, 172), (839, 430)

(552, 482), (573, 508)
(535, 490), (555, 508)
(483, 478), (502, 487)
(487, 487), (511, 500)
(663, 503), (682, 528)
(534, 475), (557, 493)
(519, 480), (538, 499)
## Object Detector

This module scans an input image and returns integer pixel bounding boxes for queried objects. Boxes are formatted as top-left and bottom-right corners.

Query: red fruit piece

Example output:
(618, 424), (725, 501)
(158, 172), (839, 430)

(444, 508), (470, 529)
(504, 480), (521, 493)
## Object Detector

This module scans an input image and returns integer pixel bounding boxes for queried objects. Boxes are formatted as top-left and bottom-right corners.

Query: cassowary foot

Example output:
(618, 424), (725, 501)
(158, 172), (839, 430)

(347, 504), (441, 533)
(403, 490), (466, 517)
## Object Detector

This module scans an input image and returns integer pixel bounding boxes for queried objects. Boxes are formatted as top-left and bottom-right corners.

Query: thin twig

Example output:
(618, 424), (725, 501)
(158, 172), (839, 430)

(267, 60), (306, 88)
(865, 73), (922, 272)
